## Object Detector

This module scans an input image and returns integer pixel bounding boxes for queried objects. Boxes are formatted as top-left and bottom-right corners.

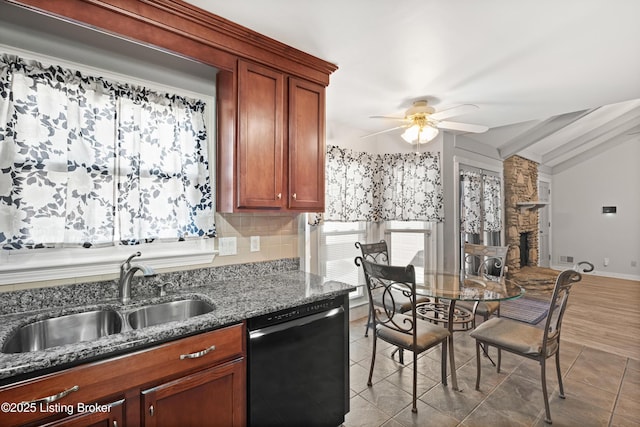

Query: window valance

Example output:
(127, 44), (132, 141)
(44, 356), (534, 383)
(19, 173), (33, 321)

(324, 145), (443, 222)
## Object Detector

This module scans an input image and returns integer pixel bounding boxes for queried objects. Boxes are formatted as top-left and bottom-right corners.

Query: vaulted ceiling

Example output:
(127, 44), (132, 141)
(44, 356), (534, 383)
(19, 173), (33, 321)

(187, 0), (640, 172)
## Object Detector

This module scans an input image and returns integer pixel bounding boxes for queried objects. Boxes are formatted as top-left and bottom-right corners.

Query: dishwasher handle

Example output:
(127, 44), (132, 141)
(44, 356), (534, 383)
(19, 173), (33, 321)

(249, 306), (343, 339)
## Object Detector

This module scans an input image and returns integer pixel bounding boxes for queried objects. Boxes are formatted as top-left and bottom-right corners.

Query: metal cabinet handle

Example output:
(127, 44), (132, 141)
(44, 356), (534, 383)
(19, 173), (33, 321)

(149, 405), (154, 416)
(292, 193), (297, 200)
(22, 385), (79, 405)
(113, 421), (118, 427)
(179, 345), (216, 360)
(276, 193), (282, 199)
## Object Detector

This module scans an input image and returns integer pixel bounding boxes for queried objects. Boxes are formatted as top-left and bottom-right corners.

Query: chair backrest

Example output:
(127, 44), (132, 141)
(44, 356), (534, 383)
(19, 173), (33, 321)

(463, 243), (508, 280)
(355, 257), (417, 336)
(541, 261), (593, 355)
(355, 240), (389, 265)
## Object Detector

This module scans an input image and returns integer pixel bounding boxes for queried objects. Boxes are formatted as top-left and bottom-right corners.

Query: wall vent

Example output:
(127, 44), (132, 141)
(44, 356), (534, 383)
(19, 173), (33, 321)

(559, 255), (574, 263)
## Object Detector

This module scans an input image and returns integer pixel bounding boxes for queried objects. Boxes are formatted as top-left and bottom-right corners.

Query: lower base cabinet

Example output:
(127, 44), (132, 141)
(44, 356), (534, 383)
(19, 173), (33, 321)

(0, 324), (246, 427)
(141, 359), (245, 427)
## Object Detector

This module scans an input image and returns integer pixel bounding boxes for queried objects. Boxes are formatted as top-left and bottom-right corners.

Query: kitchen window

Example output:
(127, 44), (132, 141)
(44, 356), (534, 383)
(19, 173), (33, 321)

(384, 221), (434, 284)
(318, 221), (368, 300)
(0, 47), (216, 285)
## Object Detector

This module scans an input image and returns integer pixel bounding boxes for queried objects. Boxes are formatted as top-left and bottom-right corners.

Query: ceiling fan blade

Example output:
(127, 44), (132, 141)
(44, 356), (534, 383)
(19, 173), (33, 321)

(369, 115), (408, 121)
(437, 121), (488, 133)
(361, 125), (408, 139)
(430, 104), (479, 121)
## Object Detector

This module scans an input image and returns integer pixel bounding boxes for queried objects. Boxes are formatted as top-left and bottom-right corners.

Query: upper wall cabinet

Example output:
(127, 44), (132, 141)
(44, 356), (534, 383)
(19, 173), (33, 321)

(288, 77), (325, 211)
(222, 60), (326, 212)
(236, 60), (285, 209)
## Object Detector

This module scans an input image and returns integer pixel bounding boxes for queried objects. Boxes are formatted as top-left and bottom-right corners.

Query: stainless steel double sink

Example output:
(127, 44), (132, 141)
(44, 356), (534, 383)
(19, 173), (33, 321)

(2, 298), (215, 354)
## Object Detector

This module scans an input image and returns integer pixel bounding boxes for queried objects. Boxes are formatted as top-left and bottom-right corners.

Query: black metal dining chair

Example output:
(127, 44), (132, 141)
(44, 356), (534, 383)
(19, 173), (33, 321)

(469, 261), (594, 424)
(457, 243), (509, 329)
(355, 257), (450, 413)
(355, 240), (429, 339)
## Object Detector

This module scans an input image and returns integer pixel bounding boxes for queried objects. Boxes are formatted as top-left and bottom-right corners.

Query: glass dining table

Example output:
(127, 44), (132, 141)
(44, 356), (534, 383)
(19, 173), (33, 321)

(414, 270), (524, 391)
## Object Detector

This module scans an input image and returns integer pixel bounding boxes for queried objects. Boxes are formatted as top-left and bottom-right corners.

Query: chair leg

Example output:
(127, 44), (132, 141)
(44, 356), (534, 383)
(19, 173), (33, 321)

(497, 348), (502, 373)
(541, 358), (552, 424)
(412, 351), (418, 413)
(390, 347), (405, 364)
(480, 312), (497, 367)
(448, 334), (457, 390)
(556, 351), (565, 399)
(475, 340), (482, 390)
(441, 340), (448, 386)
(367, 333), (377, 387)
(364, 309), (372, 337)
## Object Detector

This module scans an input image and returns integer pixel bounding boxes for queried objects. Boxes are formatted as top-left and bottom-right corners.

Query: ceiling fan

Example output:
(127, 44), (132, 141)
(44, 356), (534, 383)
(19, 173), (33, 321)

(363, 100), (489, 144)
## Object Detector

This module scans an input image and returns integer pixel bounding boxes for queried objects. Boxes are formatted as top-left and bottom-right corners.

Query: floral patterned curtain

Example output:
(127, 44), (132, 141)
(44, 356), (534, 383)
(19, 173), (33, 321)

(324, 146), (379, 221)
(379, 152), (443, 221)
(324, 145), (443, 222)
(482, 174), (502, 232)
(0, 54), (215, 250)
(460, 171), (482, 233)
(460, 170), (502, 234)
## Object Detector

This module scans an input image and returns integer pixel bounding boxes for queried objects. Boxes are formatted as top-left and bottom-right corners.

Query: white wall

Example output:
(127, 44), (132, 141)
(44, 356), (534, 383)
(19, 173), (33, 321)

(551, 138), (640, 280)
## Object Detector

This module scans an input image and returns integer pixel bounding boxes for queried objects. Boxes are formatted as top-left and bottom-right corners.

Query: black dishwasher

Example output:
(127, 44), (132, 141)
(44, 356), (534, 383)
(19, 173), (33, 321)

(247, 295), (349, 427)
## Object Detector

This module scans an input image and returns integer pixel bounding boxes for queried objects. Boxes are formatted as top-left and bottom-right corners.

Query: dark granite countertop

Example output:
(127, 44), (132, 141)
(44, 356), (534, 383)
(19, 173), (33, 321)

(0, 264), (354, 382)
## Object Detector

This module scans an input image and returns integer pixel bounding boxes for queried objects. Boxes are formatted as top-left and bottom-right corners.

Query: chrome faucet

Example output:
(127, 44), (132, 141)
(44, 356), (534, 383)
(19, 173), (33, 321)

(119, 252), (156, 304)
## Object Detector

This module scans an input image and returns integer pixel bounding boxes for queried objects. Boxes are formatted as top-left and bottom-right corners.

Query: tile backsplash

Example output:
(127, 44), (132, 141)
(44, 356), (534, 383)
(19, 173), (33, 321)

(213, 212), (301, 266)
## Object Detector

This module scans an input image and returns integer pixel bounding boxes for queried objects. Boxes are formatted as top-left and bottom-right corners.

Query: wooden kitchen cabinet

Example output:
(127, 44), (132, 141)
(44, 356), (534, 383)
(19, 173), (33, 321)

(141, 359), (244, 427)
(0, 324), (245, 427)
(288, 77), (326, 211)
(219, 59), (326, 212)
(237, 60), (285, 209)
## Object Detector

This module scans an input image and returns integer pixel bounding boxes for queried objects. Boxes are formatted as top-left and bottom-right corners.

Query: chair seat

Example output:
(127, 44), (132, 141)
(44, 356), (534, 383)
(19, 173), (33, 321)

(372, 290), (430, 313)
(469, 317), (545, 356)
(457, 300), (500, 317)
(377, 314), (450, 352)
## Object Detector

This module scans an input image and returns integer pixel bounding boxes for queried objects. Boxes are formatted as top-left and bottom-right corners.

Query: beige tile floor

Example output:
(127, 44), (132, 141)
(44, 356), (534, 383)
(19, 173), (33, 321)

(344, 316), (640, 427)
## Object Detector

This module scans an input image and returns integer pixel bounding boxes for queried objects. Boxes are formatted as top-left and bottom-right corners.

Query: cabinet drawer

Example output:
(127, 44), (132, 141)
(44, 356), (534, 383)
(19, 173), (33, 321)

(0, 323), (244, 426)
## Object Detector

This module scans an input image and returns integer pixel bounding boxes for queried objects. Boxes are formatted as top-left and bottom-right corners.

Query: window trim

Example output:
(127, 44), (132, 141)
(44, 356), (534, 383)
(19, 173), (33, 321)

(0, 240), (216, 285)
(317, 221), (367, 301)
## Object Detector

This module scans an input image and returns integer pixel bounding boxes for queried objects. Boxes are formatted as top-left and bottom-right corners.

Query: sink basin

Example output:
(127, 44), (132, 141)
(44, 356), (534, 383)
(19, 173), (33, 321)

(2, 309), (123, 354)
(128, 299), (214, 329)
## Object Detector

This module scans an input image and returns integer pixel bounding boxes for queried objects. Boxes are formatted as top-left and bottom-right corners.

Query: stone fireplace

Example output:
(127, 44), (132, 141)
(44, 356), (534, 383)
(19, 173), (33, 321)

(504, 155), (540, 272)
(503, 156), (557, 292)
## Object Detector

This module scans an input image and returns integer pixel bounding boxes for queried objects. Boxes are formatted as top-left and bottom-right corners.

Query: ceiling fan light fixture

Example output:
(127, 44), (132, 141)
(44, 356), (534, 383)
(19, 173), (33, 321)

(401, 124), (439, 144)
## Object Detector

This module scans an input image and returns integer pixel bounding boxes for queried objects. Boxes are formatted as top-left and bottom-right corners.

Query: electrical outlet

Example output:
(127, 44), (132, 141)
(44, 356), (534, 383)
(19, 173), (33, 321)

(218, 237), (237, 256)
(250, 236), (260, 252)
(632, 260), (638, 268)
(603, 257), (609, 267)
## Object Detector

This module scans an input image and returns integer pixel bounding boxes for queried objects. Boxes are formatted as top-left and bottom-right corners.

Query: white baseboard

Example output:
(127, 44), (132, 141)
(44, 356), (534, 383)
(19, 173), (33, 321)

(551, 264), (640, 282)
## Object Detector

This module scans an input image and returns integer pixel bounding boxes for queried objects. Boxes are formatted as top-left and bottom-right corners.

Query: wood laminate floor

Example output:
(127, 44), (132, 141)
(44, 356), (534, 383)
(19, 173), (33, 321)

(562, 274), (640, 360)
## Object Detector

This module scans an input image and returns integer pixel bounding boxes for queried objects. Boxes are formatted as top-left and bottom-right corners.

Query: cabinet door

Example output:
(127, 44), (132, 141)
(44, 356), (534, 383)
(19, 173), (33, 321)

(40, 399), (125, 427)
(288, 77), (325, 211)
(141, 358), (245, 427)
(237, 60), (284, 209)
